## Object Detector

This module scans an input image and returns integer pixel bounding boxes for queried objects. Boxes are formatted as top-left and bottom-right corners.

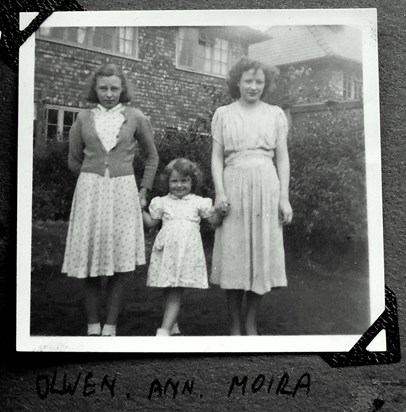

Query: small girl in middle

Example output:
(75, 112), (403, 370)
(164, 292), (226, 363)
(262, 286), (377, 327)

(142, 158), (224, 336)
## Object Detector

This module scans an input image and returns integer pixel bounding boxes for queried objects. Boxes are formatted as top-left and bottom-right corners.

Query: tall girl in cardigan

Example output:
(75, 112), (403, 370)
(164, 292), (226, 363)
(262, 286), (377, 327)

(62, 63), (159, 336)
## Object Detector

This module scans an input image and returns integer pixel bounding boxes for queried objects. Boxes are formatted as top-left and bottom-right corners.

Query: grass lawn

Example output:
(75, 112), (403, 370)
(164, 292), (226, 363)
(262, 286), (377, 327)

(30, 221), (370, 337)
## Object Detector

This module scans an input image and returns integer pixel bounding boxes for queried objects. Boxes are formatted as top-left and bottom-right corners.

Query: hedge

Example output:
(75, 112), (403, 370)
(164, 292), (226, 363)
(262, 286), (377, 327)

(32, 92), (367, 253)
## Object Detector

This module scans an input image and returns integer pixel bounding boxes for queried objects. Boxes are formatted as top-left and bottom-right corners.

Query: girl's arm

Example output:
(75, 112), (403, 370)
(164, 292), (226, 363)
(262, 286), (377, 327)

(142, 209), (161, 228)
(211, 140), (229, 211)
(135, 111), (159, 203)
(68, 113), (85, 175)
(275, 138), (293, 224)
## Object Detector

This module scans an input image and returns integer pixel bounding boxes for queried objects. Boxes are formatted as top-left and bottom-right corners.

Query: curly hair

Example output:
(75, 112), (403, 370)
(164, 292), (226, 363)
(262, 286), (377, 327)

(158, 158), (204, 194)
(86, 63), (132, 104)
(227, 57), (276, 100)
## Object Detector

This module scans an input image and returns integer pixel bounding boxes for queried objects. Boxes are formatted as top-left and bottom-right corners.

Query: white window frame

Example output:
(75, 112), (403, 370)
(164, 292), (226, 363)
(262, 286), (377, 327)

(45, 105), (81, 142)
(37, 26), (139, 60)
(176, 28), (238, 78)
(342, 71), (362, 100)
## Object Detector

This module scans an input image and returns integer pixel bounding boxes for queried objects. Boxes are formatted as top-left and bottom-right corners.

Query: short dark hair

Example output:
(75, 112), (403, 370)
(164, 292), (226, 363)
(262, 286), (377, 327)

(86, 63), (132, 103)
(158, 158), (204, 194)
(227, 57), (275, 100)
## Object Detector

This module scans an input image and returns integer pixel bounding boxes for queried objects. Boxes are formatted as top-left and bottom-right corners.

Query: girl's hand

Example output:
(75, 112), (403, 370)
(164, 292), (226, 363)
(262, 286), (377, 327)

(139, 187), (148, 210)
(279, 198), (293, 224)
(215, 195), (230, 217)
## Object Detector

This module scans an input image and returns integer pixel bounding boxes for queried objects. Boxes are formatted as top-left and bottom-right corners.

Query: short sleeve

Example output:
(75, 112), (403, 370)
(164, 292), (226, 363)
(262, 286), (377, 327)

(275, 107), (289, 147)
(197, 197), (215, 219)
(211, 107), (224, 145)
(149, 197), (164, 219)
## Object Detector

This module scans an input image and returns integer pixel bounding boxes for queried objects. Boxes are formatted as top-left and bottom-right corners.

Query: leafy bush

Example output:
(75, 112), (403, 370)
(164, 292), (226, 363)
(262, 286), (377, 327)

(286, 105), (367, 254)
(32, 142), (77, 221)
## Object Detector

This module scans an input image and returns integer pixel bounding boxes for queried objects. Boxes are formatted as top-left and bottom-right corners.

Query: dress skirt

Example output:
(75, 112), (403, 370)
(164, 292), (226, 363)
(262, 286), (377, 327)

(62, 171), (145, 278)
(210, 150), (287, 295)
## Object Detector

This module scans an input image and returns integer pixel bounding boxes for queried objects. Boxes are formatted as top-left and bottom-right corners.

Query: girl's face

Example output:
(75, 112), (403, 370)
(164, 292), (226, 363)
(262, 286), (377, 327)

(95, 75), (123, 109)
(237, 68), (265, 104)
(169, 170), (192, 199)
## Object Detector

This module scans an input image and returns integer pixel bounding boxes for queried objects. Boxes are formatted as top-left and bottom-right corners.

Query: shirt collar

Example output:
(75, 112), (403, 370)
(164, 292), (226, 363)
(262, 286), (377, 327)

(168, 193), (193, 200)
(96, 103), (123, 113)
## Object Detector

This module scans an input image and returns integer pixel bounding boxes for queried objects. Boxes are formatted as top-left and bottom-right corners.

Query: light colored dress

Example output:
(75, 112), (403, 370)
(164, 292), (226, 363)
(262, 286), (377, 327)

(62, 104), (145, 278)
(147, 194), (214, 288)
(210, 101), (289, 295)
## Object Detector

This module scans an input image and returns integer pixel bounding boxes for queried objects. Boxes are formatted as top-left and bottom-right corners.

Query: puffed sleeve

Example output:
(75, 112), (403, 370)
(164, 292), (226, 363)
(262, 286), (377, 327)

(68, 111), (85, 175)
(149, 196), (164, 220)
(198, 197), (215, 219)
(134, 110), (159, 190)
(211, 107), (224, 145)
(275, 107), (289, 148)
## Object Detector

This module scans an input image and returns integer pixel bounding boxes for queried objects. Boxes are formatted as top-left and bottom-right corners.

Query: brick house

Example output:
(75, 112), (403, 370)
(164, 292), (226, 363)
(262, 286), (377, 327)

(249, 25), (363, 106)
(34, 26), (267, 152)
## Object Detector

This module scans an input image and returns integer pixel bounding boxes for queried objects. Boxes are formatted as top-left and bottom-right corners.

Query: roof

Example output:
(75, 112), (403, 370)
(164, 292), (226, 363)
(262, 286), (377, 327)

(200, 26), (270, 45)
(249, 25), (362, 66)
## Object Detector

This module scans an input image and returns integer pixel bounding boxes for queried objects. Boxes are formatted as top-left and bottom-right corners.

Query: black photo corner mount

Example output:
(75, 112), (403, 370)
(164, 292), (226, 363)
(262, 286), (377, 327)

(0, 0), (85, 72)
(320, 287), (401, 367)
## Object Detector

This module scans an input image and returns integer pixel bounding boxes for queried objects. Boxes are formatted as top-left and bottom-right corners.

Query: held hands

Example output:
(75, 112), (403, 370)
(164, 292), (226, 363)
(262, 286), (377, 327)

(139, 187), (148, 210)
(215, 195), (230, 217)
(279, 198), (293, 224)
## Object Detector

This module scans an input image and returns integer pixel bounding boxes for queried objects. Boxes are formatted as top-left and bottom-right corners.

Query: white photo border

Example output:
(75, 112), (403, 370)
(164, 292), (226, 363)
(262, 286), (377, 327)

(17, 8), (384, 352)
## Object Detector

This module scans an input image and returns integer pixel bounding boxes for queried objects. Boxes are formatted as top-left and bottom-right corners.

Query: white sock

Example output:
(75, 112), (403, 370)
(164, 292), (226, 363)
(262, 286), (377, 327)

(102, 324), (117, 336)
(170, 322), (181, 335)
(87, 323), (101, 336)
(156, 328), (170, 336)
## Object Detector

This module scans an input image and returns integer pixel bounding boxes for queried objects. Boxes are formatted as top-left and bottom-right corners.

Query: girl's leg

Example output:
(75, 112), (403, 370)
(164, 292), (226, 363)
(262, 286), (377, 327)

(245, 291), (262, 336)
(227, 289), (244, 335)
(84, 277), (102, 335)
(84, 277), (102, 323)
(160, 288), (184, 333)
(104, 273), (126, 335)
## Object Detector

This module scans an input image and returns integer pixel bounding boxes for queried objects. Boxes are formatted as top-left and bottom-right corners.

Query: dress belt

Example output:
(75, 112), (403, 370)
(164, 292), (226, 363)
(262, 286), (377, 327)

(224, 149), (274, 167)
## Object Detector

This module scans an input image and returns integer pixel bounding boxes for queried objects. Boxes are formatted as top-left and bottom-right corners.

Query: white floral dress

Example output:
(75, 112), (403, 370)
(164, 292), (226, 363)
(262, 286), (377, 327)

(210, 101), (289, 294)
(146, 194), (214, 288)
(62, 104), (145, 278)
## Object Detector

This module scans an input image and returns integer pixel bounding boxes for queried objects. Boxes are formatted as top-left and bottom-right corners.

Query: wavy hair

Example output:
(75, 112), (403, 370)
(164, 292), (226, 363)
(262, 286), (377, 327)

(158, 158), (204, 195)
(227, 57), (276, 100)
(86, 63), (132, 104)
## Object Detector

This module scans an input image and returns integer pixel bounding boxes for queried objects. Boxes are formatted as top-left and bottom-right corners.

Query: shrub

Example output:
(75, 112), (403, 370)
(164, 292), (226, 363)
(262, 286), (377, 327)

(286, 104), (367, 254)
(32, 142), (76, 221)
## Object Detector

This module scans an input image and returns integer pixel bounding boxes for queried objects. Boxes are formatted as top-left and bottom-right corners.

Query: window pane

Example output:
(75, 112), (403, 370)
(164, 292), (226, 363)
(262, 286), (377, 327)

(178, 28), (199, 68)
(47, 109), (58, 125)
(51, 27), (65, 40)
(93, 27), (114, 50)
(47, 125), (58, 141)
(77, 27), (89, 44)
(64, 111), (74, 126)
(63, 126), (71, 140)
(66, 28), (78, 42)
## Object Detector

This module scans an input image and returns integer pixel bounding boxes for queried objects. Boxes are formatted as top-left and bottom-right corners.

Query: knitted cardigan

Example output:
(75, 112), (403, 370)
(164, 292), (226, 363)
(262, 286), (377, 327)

(68, 106), (159, 190)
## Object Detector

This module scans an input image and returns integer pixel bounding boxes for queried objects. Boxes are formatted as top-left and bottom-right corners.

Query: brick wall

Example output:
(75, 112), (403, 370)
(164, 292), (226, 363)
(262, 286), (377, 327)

(34, 27), (246, 135)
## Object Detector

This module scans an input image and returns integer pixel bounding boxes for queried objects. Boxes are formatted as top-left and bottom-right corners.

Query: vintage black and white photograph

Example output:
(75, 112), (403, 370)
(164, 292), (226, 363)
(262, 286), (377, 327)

(17, 9), (384, 352)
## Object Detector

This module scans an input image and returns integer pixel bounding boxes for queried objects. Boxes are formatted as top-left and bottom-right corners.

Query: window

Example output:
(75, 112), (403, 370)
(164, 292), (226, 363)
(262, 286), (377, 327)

(343, 72), (362, 100)
(38, 27), (138, 58)
(177, 28), (239, 77)
(45, 106), (80, 142)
